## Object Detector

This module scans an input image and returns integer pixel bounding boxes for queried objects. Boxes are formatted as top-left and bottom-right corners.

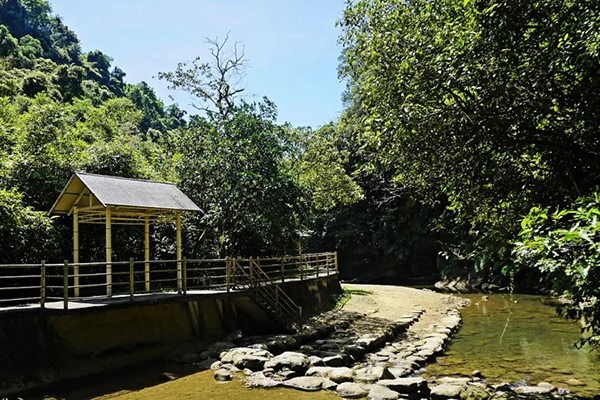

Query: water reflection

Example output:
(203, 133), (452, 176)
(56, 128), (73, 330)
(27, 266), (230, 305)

(422, 294), (600, 397)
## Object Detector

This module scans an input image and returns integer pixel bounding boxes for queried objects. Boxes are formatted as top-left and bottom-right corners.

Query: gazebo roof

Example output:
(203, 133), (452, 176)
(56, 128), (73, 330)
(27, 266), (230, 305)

(50, 172), (200, 224)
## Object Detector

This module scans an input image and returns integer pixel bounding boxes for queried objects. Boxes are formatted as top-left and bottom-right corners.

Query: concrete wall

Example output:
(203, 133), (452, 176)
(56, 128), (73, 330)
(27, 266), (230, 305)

(0, 275), (341, 396)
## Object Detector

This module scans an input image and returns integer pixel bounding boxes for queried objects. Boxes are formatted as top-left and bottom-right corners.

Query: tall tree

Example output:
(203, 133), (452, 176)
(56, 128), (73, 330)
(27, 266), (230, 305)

(338, 0), (600, 276)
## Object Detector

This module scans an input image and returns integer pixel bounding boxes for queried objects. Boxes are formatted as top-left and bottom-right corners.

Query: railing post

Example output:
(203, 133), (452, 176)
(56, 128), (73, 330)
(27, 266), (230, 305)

(63, 260), (69, 310)
(300, 254), (304, 281)
(326, 253), (330, 276)
(226, 257), (231, 293)
(249, 258), (254, 288)
(129, 258), (134, 301)
(183, 258), (187, 295)
(316, 253), (320, 277)
(281, 257), (285, 283)
(40, 260), (46, 309)
(335, 251), (339, 273)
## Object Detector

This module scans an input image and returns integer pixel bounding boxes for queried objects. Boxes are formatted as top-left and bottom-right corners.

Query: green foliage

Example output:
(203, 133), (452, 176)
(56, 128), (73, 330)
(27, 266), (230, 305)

(179, 99), (306, 257)
(293, 123), (363, 212)
(0, 188), (56, 263)
(515, 195), (600, 348)
(338, 0), (600, 275)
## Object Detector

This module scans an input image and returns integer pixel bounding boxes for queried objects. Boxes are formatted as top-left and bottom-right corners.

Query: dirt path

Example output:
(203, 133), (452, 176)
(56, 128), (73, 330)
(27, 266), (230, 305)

(340, 284), (468, 337)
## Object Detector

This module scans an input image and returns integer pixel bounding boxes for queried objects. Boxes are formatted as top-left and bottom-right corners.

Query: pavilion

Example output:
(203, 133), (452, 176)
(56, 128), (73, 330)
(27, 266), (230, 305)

(49, 172), (201, 297)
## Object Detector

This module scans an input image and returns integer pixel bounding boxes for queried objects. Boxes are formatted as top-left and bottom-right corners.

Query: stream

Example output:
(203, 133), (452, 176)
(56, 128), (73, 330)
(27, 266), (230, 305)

(422, 293), (600, 397)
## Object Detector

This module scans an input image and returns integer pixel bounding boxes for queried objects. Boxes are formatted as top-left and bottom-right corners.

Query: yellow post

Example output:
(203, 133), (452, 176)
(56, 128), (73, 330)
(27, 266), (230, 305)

(129, 258), (134, 301)
(183, 258), (187, 295)
(334, 251), (338, 273)
(176, 211), (182, 294)
(73, 207), (79, 298)
(40, 260), (46, 309)
(63, 260), (69, 310)
(326, 253), (330, 275)
(281, 257), (285, 283)
(106, 207), (112, 298)
(226, 257), (231, 293)
(144, 216), (150, 292)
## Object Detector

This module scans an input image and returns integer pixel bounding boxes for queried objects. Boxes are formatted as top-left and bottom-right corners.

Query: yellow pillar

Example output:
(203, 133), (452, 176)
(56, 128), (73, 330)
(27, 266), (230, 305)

(106, 207), (112, 297)
(176, 211), (182, 294)
(145, 216), (150, 292)
(73, 207), (80, 298)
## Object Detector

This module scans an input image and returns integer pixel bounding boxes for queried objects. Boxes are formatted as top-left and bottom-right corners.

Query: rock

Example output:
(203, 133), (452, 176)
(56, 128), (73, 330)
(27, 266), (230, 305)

(195, 358), (218, 370)
(378, 377), (428, 394)
(438, 377), (471, 385)
(309, 355), (325, 366)
(283, 376), (324, 391)
(388, 366), (413, 378)
(460, 383), (490, 400)
(430, 384), (464, 400)
(369, 384), (400, 400)
(210, 360), (223, 370)
(306, 366), (333, 378)
(538, 382), (556, 391)
(264, 351), (311, 374)
(343, 344), (366, 359)
(472, 370), (484, 379)
(566, 378), (586, 386)
(214, 368), (233, 381)
(161, 372), (179, 381)
(354, 366), (396, 382)
(263, 367), (275, 377)
(322, 378), (338, 391)
(279, 369), (297, 380)
(337, 382), (368, 399)
(329, 367), (355, 383)
(514, 385), (555, 395)
(323, 354), (347, 367)
(232, 353), (269, 371)
(220, 347), (272, 364)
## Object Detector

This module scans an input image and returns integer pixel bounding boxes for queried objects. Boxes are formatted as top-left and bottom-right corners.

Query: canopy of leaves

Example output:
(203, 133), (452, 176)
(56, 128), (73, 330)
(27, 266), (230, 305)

(338, 0), (600, 275)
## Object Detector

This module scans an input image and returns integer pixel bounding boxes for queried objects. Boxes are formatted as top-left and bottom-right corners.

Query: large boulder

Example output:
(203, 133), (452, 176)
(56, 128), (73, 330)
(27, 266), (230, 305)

(329, 367), (355, 383)
(232, 353), (269, 371)
(306, 366), (333, 378)
(431, 384), (465, 400)
(369, 384), (400, 400)
(283, 376), (324, 391)
(337, 382), (368, 399)
(214, 368), (233, 382)
(264, 351), (311, 374)
(378, 377), (428, 394)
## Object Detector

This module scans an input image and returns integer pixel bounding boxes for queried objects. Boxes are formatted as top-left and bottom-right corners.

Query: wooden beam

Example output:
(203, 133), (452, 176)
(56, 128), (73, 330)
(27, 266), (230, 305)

(106, 207), (112, 298)
(145, 216), (150, 292)
(73, 207), (80, 298)
(176, 211), (182, 294)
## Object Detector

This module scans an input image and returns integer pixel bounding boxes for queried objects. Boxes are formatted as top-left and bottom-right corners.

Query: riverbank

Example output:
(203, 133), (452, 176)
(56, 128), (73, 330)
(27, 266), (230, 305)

(39, 285), (591, 400)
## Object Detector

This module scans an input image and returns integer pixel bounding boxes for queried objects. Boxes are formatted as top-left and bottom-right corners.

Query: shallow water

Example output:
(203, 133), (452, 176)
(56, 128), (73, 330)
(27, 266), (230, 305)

(422, 293), (600, 397)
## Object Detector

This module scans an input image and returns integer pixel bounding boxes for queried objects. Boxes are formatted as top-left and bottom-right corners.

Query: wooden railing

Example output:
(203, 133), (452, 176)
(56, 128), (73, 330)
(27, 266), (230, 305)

(230, 258), (304, 330)
(0, 252), (338, 311)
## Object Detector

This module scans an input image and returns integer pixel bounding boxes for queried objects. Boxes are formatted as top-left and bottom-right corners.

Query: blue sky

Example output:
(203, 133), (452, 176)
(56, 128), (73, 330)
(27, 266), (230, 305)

(50, 1), (348, 129)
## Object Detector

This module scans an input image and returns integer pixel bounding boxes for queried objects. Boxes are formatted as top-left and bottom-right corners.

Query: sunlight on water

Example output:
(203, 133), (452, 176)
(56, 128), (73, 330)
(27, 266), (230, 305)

(422, 294), (600, 397)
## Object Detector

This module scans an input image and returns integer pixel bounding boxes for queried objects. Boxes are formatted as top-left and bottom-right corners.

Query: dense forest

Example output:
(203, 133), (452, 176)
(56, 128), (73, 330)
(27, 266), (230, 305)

(1, 0), (599, 346)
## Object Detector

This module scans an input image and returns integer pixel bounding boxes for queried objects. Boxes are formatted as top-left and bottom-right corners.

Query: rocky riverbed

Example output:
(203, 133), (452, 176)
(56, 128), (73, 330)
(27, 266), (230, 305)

(112, 285), (594, 400)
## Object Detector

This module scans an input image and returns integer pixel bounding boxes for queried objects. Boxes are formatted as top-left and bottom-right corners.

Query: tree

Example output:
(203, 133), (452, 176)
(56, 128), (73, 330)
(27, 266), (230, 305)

(158, 34), (247, 121)
(160, 37), (305, 257)
(515, 194), (600, 349)
(338, 0), (600, 277)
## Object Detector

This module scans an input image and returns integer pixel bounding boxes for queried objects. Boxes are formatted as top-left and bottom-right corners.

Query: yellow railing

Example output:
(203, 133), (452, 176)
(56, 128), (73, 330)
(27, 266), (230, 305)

(0, 252), (338, 310)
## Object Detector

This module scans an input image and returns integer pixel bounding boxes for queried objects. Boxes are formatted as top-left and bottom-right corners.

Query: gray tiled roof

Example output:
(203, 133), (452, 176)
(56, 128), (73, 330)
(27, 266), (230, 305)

(50, 172), (201, 214)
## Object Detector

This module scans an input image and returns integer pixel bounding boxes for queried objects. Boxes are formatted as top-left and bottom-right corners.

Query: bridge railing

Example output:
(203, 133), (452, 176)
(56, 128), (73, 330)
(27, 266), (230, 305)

(0, 252), (338, 310)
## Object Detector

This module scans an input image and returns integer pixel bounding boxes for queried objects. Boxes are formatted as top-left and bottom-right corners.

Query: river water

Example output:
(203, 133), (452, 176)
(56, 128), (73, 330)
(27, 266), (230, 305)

(422, 293), (600, 397)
